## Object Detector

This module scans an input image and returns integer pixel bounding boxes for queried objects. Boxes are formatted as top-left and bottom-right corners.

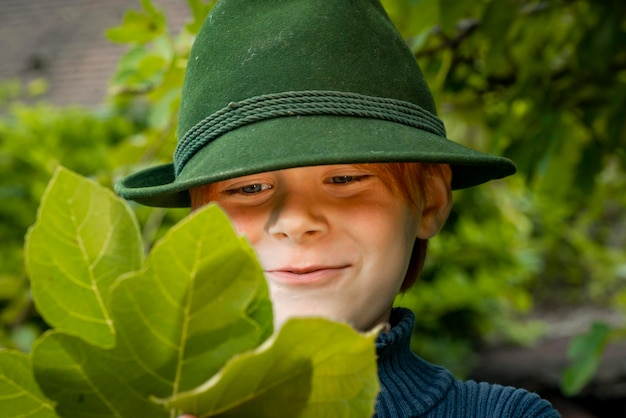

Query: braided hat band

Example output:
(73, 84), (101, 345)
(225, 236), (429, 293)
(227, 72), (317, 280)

(173, 90), (447, 176)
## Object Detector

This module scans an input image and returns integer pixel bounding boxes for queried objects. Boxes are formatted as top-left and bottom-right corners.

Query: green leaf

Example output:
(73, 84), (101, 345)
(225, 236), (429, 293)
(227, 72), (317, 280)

(25, 167), (143, 348)
(185, 0), (217, 35)
(31, 203), (271, 417)
(110, 47), (165, 93)
(147, 88), (181, 130)
(0, 350), (58, 418)
(438, 0), (469, 36)
(381, 0), (438, 42)
(109, 204), (272, 393)
(163, 318), (380, 418)
(480, 0), (519, 75)
(105, 5), (166, 45)
(573, 142), (603, 196)
(17, 169), (377, 417)
(31, 331), (167, 417)
(560, 322), (612, 396)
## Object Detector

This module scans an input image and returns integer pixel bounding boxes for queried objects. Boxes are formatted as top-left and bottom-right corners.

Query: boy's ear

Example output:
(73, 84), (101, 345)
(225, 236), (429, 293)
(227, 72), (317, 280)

(416, 165), (453, 239)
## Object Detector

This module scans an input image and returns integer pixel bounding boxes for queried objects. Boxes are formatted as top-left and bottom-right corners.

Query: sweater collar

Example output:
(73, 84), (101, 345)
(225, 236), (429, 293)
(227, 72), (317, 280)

(374, 307), (455, 417)
(375, 307), (414, 355)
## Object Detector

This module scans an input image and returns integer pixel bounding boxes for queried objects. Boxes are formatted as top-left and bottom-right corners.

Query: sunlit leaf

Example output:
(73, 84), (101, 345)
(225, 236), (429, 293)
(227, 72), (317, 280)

(31, 202), (271, 417)
(13, 169), (380, 417)
(163, 318), (380, 418)
(0, 350), (58, 418)
(109, 204), (272, 393)
(25, 167), (143, 348)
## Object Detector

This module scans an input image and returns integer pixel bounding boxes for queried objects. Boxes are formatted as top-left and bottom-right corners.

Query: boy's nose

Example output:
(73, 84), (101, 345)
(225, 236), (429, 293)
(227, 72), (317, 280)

(267, 193), (329, 243)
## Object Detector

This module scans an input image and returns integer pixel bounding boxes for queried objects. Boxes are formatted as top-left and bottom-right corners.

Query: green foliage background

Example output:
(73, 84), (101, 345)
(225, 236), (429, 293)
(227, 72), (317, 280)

(1, 0), (625, 396)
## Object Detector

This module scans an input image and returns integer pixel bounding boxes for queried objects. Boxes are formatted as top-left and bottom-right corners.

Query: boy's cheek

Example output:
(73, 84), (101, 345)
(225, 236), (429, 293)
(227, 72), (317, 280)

(216, 206), (257, 237)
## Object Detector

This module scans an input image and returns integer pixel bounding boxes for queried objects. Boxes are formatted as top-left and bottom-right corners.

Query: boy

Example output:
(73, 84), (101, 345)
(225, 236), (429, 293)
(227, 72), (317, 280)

(116, 0), (560, 416)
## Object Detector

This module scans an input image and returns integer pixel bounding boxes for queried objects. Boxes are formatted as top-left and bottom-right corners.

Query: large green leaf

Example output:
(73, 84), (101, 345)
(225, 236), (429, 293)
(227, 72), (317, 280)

(11, 168), (378, 417)
(0, 350), (58, 418)
(25, 167), (143, 348)
(163, 318), (380, 418)
(31, 202), (271, 417)
(108, 204), (272, 393)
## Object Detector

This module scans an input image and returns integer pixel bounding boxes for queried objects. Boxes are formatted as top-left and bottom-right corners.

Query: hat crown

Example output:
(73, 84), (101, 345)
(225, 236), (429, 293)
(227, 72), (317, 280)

(177, 0), (437, 142)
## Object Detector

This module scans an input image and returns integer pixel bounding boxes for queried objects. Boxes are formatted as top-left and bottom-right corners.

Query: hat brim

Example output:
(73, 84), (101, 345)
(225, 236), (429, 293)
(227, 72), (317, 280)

(115, 115), (516, 207)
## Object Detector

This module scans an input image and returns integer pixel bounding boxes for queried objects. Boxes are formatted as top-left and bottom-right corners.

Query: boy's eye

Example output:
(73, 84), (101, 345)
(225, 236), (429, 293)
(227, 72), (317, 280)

(227, 183), (272, 194)
(327, 175), (369, 184)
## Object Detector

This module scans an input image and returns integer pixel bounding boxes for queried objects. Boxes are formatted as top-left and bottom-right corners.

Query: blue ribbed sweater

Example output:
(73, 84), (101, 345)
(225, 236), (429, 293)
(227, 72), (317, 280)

(374, 308), (561, 417)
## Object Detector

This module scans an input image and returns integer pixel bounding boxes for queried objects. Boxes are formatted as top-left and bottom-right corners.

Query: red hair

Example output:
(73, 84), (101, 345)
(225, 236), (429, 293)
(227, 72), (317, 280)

(190, 162), (448, 291)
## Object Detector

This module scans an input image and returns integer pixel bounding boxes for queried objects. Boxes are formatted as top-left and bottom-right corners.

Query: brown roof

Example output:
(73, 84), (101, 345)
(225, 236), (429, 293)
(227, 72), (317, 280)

(0, 0), (190, 107)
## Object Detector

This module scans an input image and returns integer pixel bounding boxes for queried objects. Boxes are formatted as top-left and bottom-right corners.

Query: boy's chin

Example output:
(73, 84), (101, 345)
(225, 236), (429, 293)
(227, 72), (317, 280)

(272, 305), (389, 333)
(273, 307), (349, 330)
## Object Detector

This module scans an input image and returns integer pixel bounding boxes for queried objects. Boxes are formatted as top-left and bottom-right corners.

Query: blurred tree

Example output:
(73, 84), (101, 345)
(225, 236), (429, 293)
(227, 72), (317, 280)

(383, 0), (626, 388)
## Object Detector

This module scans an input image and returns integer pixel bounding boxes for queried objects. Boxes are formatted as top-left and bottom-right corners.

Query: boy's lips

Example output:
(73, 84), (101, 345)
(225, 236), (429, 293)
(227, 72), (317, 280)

(264, 265), (351, 285)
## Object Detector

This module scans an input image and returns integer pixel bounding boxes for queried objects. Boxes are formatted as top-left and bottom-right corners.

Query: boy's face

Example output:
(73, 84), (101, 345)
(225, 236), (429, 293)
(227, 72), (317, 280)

(201, 164), (441, 332)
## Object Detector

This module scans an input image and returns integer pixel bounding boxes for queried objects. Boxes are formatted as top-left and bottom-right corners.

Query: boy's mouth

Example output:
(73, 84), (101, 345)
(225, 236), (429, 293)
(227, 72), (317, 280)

(264, 265), (350, 284)
(268, 264), (350, 273)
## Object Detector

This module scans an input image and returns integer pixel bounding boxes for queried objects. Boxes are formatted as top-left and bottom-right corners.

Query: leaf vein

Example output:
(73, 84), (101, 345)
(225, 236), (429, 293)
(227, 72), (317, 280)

(71, 192), (114, 337)
(127, 292), (179, 351)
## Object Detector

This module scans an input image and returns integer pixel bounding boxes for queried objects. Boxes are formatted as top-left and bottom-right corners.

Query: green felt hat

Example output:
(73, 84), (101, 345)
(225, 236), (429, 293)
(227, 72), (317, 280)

(115, 0), (516, 208)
